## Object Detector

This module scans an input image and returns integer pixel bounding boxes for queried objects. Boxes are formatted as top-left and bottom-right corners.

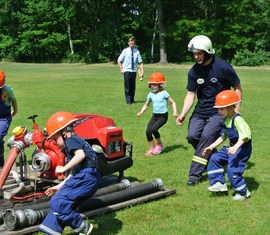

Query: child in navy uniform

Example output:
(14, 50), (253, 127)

(202, 90), (252, 201)
(39, 112), (100, 235)
(0, 70), (18, 168)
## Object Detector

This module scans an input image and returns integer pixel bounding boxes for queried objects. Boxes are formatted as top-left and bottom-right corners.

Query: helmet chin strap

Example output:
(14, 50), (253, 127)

(60, 129), (67, 145)
(202, 52), (212, 65)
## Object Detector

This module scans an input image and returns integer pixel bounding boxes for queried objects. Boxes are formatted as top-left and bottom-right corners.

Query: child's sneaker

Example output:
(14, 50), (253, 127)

(152, 143), (164, 155)
(232, 189), (251, 201)
(79, 222), (93, 235)
(145, 149), (154, 156)
(208, 182), (228, 192)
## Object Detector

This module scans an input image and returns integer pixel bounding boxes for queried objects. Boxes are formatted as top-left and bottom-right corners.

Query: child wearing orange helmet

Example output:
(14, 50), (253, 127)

(137, 72), (178, 156)
(202, 90), (252, 201)
(39, 112), (99, 235)
(0, 70), (18, 169)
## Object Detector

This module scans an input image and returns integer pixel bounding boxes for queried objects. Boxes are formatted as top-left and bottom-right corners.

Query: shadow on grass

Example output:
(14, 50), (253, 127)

(246, 161), (255, 170)
(245, 176), (259, 191)
(163, 144), (188, 153)
(133, 100), (145, 104)
(91, 211), (123, 235)
(65, 211), (123, 235)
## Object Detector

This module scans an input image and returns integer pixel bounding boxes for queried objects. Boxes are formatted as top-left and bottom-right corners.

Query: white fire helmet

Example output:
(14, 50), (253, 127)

(188, 35), (215, 54)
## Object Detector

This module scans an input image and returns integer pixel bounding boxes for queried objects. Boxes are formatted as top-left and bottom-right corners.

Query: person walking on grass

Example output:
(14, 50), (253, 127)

(39, 112), (100, 235)
(202, 90), (252, 201)
(117, 36), (144, 105)
(0, 69), (18, 169)
(176, 35), (242, 186)
(137, 72), (178, 156)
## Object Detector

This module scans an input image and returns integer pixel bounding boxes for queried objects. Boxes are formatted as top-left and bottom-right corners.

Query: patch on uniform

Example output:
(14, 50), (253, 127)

(1, 92), (7, 101)
(197, 78), (204, 84)
(210, 77), (218, 83)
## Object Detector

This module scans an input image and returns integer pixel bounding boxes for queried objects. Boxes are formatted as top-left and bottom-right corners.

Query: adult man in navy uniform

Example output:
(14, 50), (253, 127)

(176, 35), (242, 186)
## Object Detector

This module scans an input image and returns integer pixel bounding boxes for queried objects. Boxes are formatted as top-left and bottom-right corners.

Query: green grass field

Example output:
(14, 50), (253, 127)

(1, 62), (270, 235)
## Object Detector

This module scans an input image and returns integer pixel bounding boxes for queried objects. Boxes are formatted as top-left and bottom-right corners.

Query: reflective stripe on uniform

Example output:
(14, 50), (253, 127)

(233, 183), (246, 192)
(73, 221), (85, 233)
(192, 155), (208, 165)
(208, 168), (224, 175)
(39, 224), (62, 235)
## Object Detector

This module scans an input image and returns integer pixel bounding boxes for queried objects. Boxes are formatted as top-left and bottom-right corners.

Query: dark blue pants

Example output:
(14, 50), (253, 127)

(187, 114), (224, 181)
(207, 142), (251, 194)
(39, 169), (99, 234)
(0, 116), (12, 167)
(124, 72), (136, 104)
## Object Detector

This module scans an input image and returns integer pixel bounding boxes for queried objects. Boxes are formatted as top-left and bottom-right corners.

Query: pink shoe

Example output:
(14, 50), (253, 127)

(152, 143), (164, 155)
(145, 149), (154, 156)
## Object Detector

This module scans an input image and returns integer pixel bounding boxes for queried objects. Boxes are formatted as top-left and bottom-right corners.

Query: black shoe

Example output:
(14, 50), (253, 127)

(187, 178), (200, 186)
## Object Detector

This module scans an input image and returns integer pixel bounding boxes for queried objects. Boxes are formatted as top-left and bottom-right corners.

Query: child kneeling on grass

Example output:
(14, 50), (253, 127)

(39, 111), (99, 235)
(202, 90), (252, 201)
(137, 72), (178, 156)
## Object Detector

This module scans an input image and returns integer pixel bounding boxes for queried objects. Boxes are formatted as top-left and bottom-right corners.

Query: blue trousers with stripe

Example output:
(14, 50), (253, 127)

(207, 143), (251, 194)
(39, 169), (99, 235)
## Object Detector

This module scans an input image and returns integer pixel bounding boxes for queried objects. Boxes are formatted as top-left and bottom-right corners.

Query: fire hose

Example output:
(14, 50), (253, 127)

(2, 178), (163, 231)
(0, 146), (22, 191)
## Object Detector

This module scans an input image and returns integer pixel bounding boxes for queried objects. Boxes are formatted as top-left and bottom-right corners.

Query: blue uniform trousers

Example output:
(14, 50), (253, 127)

(207, 142), (251, 194)
(39, 169), (99, 235)
(0, 116), (12, 167)
(187, 114), (224, 181)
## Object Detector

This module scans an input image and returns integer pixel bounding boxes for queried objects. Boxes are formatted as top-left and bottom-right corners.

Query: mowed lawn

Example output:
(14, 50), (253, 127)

(1, 62), (270, 235)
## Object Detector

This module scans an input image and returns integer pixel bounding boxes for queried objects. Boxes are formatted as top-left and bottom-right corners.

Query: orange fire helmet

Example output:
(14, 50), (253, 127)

(214, 90), (241, 108)
(46, 111), (78, 139)
(148, 72), (166, 84)
(0, 70), (6, 88)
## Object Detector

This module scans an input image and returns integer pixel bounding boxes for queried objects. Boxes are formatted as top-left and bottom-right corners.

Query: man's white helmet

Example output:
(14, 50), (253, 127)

(188, 35), (215, 54)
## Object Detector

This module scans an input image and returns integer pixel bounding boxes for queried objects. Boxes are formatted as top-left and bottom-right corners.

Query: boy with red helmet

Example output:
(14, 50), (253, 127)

(202, 90), (252, 201)
(39, 111), (99, 234)
(137, 72), (178, 156)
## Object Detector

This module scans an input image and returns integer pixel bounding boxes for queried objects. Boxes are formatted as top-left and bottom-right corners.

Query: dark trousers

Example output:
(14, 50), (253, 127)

(146, 113), (168, 141)
(124, 72), (136, 104)
(187, 114), (224, 181)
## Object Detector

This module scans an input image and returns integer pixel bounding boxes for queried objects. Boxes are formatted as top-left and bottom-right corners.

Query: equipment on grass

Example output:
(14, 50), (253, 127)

(0, 113), (176, 234)
(0, 113), (133, 197)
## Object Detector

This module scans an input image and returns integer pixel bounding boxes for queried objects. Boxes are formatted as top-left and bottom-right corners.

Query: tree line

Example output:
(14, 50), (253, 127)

(0, 0), (269, 66)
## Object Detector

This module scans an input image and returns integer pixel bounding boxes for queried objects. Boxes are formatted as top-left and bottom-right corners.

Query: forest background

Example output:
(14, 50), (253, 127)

(0, 0), (270, 66)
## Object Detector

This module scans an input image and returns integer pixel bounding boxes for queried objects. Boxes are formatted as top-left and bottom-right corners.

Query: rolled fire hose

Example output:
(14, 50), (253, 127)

(1, 179), (131, 230)
(3, 170), (25, 200)
(2, 179), (163, 231)
(77, 178), (164, 212)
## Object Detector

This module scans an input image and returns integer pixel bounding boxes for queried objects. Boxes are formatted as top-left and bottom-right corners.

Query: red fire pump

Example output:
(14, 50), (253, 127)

(0, 113), (133, 200)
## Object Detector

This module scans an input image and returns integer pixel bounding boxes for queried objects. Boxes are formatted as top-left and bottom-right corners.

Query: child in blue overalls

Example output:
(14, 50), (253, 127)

(202, 90), (252, 201)
(137, 72), (178, 156)
(39, 112), (100, 235)
(0, 70), (18, 168)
